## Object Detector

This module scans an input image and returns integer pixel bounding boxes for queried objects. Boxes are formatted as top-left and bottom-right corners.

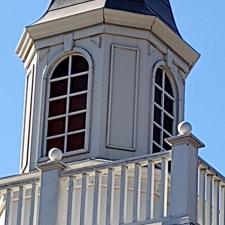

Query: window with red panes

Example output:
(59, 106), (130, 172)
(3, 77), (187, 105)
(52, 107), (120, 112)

(45, 55), (89, 156)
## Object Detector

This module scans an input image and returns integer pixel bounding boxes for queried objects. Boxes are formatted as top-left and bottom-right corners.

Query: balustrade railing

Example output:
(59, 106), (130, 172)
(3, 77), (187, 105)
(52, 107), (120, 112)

(0, 172), (40, 225)
(198, 157), (225, 225)
(0, 152), (171, 225)
(60, 151), (172, 225)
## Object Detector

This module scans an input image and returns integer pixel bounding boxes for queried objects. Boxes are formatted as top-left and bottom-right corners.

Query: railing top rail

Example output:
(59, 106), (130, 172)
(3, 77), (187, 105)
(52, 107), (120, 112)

(0, 171), (40, 190)
(199, 156), (225, 184)
(61, 151), (172, 177)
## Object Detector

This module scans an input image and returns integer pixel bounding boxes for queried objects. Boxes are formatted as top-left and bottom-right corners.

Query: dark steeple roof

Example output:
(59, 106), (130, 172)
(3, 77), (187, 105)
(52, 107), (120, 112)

(46, 0), (180, 36)
(105, 0), (180, 36)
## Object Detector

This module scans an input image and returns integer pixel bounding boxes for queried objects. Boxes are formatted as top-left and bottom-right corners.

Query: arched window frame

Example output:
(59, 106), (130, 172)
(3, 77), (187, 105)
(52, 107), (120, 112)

(41, 49), (93, 158)
(151, 62), (178, 154)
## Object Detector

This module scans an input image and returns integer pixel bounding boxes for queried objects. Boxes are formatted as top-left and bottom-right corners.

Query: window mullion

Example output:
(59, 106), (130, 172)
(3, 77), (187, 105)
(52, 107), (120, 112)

(172, 100), (176, 135)
(161, 72), (166, 151)
(64, 56), (72, 153)
(44, 78), (51, 156)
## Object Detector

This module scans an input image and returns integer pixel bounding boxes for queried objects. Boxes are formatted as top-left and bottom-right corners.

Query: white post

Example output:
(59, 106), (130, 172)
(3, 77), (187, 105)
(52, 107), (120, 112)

(198, 168), (206, 225)
(166, 122), (204, 225)
(36, 148), (67, 225)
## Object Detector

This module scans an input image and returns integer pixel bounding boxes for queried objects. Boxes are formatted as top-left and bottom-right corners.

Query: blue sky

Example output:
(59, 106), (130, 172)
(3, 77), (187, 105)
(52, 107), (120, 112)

(0, 1), (225, 177)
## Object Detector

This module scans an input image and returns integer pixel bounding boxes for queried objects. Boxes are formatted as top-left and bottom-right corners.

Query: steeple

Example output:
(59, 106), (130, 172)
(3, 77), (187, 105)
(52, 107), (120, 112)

(17, 0), (199, 172)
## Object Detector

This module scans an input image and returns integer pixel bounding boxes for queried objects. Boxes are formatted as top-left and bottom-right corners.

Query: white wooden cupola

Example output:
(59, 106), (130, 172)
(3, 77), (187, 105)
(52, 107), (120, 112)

(16, 0), (200, 172)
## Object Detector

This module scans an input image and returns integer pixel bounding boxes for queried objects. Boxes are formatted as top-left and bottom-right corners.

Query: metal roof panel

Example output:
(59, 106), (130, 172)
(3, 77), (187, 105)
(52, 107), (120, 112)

(39, 0), (180, 36)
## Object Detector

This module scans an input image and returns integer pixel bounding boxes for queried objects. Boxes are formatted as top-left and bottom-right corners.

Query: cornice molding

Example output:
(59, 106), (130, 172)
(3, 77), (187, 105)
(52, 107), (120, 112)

(16, 9), (199, 73)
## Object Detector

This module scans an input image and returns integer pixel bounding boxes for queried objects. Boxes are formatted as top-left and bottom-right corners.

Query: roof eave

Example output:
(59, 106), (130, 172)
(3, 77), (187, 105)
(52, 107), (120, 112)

(16, 9), (200, 74)
(104, 9), (200, 71)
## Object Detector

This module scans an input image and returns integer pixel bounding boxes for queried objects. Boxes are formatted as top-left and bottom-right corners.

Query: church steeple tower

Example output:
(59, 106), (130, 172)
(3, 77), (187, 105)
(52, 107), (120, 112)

(16, 0), (199, 172)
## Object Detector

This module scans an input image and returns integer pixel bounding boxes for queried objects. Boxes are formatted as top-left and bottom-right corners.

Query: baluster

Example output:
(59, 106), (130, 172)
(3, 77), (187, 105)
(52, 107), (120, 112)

(206, 174), (213, 225)
(119, 165), (128, 224)
(93, 171), (102, 225)
(213, 179), (220, 225)
(199, 168), (206, 225)
(221, 185), (225, 225)
(67, 177), (75, 225)
(106, 168), (115, 225)
(146, 160), (155, 220)
(159, 158), (168, 218)
(4, 189), (12, 225)
(17, 186), (24, 225)
(133, 163), (141, 222)
(29, 182), (37, 225)
(80, 173), (89, 225)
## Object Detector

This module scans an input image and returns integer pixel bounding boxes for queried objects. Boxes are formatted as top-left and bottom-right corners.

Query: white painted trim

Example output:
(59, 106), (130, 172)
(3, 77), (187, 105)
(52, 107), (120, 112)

(20, 70), (31, 172)
(20, 66), (35, 173)
(0, 172), (39, 189)
(31, 24), (189, 76)
(17, 8), (199, 72)
(106, 44), (139, 151)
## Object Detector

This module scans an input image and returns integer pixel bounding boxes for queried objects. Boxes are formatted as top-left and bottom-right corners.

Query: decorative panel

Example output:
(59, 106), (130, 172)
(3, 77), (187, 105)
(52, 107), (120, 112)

(107, 45), (139, 151)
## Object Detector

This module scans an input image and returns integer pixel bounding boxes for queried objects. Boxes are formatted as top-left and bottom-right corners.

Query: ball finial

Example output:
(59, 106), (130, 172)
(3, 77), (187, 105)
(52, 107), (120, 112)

(177, 121), (192, 135)
(48, 148), (63, 161)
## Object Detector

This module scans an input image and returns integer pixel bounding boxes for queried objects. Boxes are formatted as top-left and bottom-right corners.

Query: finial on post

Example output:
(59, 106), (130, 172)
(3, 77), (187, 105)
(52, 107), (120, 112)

(37, 148), (66, 172)
(166, 121), (204, 149)
(48, 148), (63, 161)
(177, 121), (192, 135)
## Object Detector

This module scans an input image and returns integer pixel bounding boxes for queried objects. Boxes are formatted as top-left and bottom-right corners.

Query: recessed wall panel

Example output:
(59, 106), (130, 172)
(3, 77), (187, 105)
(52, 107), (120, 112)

(107, 45), (139, 151)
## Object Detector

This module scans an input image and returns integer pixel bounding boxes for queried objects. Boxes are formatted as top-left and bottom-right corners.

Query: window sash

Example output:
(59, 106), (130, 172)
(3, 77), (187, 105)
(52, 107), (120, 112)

(44, 54), (90, 156)
(152, 68), (176, 153)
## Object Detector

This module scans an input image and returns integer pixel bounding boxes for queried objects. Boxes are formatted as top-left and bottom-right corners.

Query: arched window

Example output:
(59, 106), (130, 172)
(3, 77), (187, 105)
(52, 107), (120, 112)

(44, 54), (90, 156)
(152, 67), (176, 153)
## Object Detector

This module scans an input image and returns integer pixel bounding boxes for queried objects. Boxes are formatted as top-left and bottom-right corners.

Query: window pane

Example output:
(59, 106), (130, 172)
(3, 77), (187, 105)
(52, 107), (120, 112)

(71, 56), (89, 74)
(153, 125), (161, 144)
(154, 87), (162, 106)
(69, 94), (87, 112)
(50, 79), (68, 98)
(48, 117), (66, 136)
(68, 113), (86, 132)
(154, 106), (161, 125)
(51, 57), (69, 79)
(163, 114), (173, 134)
(153, 143), (161, 153)
(164, 95), (174, 115)
(49, 98), (67, 117)
(70, 75), (88, 94)
(67, 132), (85, 151)
(47, 137), (64, 155)
(165, 75), (173, 97)
(163, 132), (171, 150)
(155, 68), (163, 87)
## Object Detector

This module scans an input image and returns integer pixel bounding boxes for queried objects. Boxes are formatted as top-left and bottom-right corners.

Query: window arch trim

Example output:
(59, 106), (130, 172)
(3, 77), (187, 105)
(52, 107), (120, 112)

(39, 48), (93, 160)
(150, 61), (179, 154)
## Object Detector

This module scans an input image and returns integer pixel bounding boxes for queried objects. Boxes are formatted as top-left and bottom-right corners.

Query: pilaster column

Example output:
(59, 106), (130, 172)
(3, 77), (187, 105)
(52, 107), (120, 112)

(166, 122), (205, 225)
(36, 149), (67, 225)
